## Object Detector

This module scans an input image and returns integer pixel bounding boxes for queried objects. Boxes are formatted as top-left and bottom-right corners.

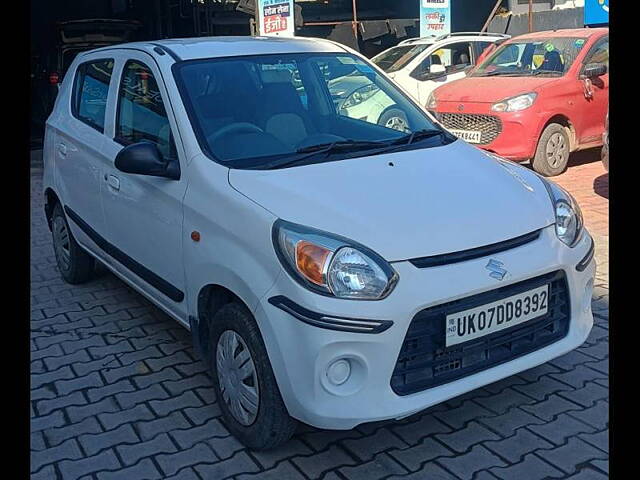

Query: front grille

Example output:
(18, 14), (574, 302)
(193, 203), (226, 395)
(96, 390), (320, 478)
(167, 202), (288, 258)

(437, 112), (502, 145)
(391, 271), (570, 396)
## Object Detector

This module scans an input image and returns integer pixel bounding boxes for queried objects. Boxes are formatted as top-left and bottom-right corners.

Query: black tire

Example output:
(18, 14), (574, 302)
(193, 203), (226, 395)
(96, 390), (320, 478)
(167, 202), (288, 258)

(208, 302), (297, 450)
(378, 107), (410, 132)
(51, 203), (95, 284)
(531, 123), (571, 177)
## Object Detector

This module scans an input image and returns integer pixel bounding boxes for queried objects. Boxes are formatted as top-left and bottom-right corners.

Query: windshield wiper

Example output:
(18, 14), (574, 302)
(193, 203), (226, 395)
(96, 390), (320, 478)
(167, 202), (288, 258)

(530, 69), (563, 76)
(259, 140), (389, 170)
(477, 70), (525, 77)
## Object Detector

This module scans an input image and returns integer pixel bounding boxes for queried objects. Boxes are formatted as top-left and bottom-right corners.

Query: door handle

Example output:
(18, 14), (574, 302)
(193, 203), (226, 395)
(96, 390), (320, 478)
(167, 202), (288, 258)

(107, 174), (120, 191)
(57, 143), (67, 157)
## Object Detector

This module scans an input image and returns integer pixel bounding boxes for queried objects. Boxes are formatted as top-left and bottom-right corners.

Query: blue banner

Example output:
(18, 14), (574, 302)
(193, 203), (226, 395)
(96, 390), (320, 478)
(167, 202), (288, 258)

(584, 0), (609, 26)
(420, 0), (451, 38)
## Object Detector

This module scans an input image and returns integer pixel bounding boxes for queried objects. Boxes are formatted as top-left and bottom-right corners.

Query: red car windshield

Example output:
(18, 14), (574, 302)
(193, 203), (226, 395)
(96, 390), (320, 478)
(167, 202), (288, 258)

(471, 37), (588, 77)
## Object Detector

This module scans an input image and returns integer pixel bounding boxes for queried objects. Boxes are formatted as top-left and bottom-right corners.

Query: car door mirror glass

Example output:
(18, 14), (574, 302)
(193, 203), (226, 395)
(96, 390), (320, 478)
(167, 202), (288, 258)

(583, 63), (607, 78)
(114, 141), (180, 180)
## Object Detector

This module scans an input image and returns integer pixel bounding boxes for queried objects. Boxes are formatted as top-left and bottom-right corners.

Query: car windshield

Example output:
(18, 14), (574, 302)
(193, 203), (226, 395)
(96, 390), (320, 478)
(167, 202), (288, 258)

(471, 37), (588, 77)
(372, 44), (432, 73)
(173, 52), (450, 169)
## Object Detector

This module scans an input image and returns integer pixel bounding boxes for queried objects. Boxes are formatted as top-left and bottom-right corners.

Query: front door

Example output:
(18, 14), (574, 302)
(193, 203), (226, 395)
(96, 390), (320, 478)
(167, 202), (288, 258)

(100, 51), (189, 322)
(411, 41), (474, 105)
(575, 36), (609, 145)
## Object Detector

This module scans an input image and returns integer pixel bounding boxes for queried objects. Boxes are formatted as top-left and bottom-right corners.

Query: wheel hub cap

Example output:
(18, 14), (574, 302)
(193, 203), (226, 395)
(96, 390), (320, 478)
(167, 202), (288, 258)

(52, 216), (71, 271)
(216, 330), (259, 426)
(546, 132), (568, 168)
(385, 116), (408, 132)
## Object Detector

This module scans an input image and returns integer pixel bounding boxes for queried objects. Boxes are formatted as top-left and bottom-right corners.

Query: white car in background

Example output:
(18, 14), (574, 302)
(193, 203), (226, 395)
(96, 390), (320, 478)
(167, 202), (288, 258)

(372, 32), (510, 105)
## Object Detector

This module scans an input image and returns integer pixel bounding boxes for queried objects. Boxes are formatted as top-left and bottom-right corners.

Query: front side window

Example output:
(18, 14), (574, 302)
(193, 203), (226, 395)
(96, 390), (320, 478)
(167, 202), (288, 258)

(371, 44), (432, 73)
(72, 59), (114, 132)
(173, 53), (452, 169)
(116, 60), (176, 160)
(582, 37), (609, 69)
(412, 42), (473, 77)
(472, 37), (588, 77)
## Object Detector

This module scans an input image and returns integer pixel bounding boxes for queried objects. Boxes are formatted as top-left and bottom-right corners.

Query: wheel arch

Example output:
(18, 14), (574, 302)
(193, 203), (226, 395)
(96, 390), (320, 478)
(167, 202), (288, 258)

(44, 187), (61, 231)
(540, 114), (577, 152)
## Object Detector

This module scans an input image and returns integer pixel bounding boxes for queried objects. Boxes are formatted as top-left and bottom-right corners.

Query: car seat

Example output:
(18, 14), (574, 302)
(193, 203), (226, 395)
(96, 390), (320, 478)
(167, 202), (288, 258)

(540, 50), (563, 72)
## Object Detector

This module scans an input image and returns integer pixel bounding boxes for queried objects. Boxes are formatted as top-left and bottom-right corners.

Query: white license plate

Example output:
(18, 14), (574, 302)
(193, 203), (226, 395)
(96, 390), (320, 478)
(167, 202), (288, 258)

(449, 129), (482, 144)
(445, 285), (549, 347)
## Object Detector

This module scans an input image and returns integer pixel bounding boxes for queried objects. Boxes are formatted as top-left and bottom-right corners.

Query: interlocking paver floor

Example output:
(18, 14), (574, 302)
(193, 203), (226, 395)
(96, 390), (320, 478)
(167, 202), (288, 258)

(31, 149), (608, 480)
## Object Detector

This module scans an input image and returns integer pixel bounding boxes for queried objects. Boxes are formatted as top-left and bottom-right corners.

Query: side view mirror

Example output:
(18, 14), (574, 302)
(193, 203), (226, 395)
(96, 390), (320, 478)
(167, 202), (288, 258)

(430, 64), (447, 77)
(583, 63), (607, 79)
(115, 141), (180, 180)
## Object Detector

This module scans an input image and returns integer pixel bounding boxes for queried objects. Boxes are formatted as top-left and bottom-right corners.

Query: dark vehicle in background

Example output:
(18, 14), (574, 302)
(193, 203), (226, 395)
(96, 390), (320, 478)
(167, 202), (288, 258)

(31, 19), (140, 140)
(601, 111), (608, 171)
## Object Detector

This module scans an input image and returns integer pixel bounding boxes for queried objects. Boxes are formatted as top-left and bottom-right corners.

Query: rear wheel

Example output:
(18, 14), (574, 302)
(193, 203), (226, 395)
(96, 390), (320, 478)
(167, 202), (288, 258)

(51, 203), (95, 284)
(531, 123), (570, 177)
(208, 302), (297, 450)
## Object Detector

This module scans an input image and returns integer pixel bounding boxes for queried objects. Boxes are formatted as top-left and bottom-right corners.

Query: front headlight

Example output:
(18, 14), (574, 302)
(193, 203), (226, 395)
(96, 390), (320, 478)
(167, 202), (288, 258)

(538, 177), (584, 247)
(426, 92), (437, 110)
(273, 220), (398, 300)
(491, 92), (537, 112)
(342, 84), (380, 109)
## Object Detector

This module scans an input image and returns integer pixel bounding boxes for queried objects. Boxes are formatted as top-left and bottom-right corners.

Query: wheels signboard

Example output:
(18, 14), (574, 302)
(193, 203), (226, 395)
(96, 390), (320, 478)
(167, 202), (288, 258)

(419, 0), (451, 37)
(257, 0), (295, 37)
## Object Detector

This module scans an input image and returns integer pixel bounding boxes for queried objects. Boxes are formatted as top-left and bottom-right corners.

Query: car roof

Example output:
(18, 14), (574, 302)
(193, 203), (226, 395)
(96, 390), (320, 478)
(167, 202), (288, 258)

(509, 27), (608, 41)
(399, 33), (506, 46)
(86, 36), (347, 61)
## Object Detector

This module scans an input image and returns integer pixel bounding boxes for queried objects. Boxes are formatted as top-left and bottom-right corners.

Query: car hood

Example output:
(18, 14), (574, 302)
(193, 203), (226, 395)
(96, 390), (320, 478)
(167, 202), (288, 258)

(434, 76), (561, 104)
(228, 140), (555, 262)
(327, 75), (371, 98)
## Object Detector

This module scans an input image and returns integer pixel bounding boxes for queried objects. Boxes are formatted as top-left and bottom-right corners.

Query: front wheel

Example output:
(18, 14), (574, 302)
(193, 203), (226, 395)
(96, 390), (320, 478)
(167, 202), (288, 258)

(208, 302), (297, 450)
(531, 123), (571, 177)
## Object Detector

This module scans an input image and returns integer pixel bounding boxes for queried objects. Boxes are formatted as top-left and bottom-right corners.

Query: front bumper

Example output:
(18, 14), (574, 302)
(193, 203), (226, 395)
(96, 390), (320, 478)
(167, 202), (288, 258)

(433, 104), (540, 161)
(255, 226), (595, 429)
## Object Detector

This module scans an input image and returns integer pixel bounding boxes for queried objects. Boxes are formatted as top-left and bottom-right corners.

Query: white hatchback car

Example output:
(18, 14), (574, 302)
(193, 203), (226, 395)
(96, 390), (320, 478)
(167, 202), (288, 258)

(372, 32), (510, 106)
(43, 36), (595, 450)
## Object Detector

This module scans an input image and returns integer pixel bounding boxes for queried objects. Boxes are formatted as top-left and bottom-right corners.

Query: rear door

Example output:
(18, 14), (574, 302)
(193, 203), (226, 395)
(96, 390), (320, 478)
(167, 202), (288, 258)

(53, 54), (115, 259)
(100, 50), (189, 322)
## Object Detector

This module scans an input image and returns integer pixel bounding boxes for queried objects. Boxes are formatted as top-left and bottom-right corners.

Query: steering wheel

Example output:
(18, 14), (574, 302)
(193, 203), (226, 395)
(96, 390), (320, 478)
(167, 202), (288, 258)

(207, 122), (264, 147)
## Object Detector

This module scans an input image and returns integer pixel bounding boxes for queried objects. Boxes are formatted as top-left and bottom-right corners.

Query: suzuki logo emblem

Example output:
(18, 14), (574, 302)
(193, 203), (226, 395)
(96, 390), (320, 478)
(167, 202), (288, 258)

(486, 259), (508, 281)
(457, 104), (465, 111)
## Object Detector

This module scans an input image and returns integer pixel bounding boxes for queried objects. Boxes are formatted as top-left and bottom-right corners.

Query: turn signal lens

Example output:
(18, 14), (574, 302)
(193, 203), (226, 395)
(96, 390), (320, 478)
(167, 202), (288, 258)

(295, 241), (331, 286)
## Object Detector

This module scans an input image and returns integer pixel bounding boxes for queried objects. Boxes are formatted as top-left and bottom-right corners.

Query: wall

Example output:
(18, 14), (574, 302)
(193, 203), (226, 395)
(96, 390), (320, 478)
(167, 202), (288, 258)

(488, 7), (584, 35)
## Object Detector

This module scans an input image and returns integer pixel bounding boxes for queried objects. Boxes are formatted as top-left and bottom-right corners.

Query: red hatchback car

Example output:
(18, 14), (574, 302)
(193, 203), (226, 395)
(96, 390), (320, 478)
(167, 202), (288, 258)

(427, 28), (609, 176)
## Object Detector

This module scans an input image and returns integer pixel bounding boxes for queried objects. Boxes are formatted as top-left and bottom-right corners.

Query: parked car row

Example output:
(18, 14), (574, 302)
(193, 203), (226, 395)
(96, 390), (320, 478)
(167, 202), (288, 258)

(371, 28), (609, 177)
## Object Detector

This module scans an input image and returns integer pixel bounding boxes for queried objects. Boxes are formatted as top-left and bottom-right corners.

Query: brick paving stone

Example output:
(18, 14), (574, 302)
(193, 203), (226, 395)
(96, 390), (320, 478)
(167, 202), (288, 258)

(342, 428), (408, 461)
(116, 384), (169, 409)
(434, 401), (495, 430)
(183, 404), (222, 426)
(537, 438), (607, 475)
(438, 445), (507, 478)
(68, 397), (120, 424)
(44, 349), (91, 371)
(31, 410), (66, 432)
(31, 438), (83, 472)
(149, 390), (202, 416)
(474, 388), (538, 415)
(194, 450), (260, 478)
(133, 367), (182, 389)
(557, 383), (609, 408)
(251, 438), (313, 469)
(58, 449), (121, 480)
(237, 461), (306, 480)
(117, 432), (177, 466)
(567, 400), (609, 430)
(578, 430), (609, 454)
(31, 465), (56, 480)
(97, 458), (162, 480)
(389, 437), (454, 472)
(292, 445), (358, 479)
(79, 424), (140, 457)
(391, 414), (452, 445)
(566, 468), (609, 480)
(87, 379), (136, 403)
(98, 404), (152, 431)
(488, 453), (564, 480)
(520, 394), (584, 421)
(205, 433), (245, 460)
(136, 411), (191, 441)
(484, 428), (554, 464)
(44, 417), (103, 447)
(478, 408), (545, 437)
(339, 452), (408, 480)
(36, 391), (87, 416)
(435, 421), (500, 453)
(388, 461), (459, 480)
(56, 371), (103, 396)
(528, 413), (596, 446)
(170, 418), (229, 450)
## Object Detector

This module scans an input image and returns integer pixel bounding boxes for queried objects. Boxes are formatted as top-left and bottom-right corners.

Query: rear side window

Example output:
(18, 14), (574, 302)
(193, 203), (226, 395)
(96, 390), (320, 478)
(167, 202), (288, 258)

(116, 60), (176, 160)
(72, 59), (114, 132)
